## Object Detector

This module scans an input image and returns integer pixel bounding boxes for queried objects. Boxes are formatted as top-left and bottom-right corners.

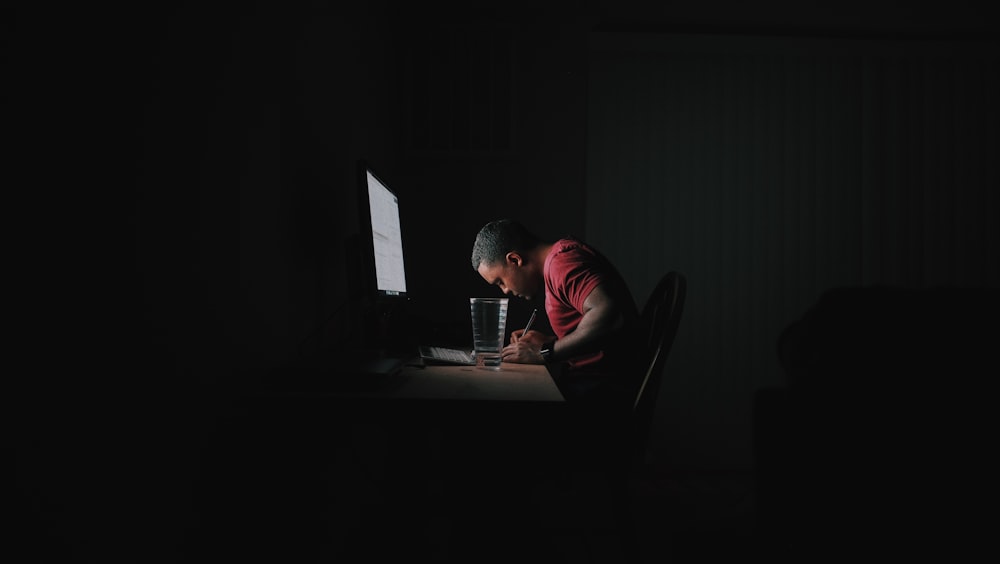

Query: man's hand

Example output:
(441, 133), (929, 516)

(509, 329), (548, 347)
(501, 339), (546, 364)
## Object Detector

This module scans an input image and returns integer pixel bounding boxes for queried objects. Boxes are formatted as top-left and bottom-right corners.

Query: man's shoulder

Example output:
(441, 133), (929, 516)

(551, 237), (595, 256)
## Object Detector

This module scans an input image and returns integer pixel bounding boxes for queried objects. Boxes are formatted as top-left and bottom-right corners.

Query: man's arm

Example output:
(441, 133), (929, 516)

(544, 283), (628, 362)
(500, 285), (627, 365)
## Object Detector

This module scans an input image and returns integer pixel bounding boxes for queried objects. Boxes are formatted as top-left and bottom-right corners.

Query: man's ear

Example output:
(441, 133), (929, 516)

(505, 251), (523, 267)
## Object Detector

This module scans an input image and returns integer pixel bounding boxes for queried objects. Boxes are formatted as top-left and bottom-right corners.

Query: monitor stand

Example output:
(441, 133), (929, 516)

(358, 299), (414, 373)
(335, 296), (415, 378)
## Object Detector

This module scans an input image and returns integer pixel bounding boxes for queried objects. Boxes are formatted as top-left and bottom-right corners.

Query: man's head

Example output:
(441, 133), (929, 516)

(471, 219), (545, 300)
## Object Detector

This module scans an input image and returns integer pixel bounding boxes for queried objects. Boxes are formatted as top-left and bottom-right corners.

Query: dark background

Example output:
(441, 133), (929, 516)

(9, 1), (997, 561)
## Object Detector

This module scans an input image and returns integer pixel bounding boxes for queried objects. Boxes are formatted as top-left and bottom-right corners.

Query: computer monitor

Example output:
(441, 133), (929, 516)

(357, 160), (409, 304)
(352, 160), (413, 367)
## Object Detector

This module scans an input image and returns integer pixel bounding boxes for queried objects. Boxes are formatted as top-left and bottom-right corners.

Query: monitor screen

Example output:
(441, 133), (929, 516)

(359, 161), (408, 301)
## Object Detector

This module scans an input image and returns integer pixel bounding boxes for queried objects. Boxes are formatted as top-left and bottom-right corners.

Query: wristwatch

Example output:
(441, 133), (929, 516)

(539, 341), (555, 363)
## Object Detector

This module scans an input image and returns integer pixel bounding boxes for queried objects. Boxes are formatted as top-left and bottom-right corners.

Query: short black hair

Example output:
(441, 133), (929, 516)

(470, 219), (541, 271)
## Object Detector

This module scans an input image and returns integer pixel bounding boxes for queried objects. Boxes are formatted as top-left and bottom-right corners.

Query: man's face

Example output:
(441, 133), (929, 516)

(477, 253), (539, 300)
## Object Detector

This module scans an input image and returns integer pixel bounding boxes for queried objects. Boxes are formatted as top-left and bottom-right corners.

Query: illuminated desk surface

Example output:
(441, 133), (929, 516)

(269, 358), (565, 403)
(390, 362), (564, 402)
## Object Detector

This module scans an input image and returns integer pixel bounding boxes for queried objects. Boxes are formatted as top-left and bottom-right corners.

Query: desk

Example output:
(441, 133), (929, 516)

(223, 360), (569, 561)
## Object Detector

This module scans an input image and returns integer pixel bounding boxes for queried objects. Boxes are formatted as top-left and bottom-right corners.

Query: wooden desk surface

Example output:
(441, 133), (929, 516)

(392, 362), (564, 402)
(268, 357), (565, 403)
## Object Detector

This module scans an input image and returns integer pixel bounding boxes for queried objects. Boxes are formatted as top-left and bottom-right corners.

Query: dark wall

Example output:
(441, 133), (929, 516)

(11, 3), (406, 560)
(389, 22), (591, 342)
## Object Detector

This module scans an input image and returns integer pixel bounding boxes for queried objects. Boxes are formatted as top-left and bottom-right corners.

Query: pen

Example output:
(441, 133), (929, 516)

(522, 308), (538, 335)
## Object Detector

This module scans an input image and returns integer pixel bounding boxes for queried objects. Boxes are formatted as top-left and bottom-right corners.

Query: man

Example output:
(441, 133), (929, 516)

(471, 218), (642, 406)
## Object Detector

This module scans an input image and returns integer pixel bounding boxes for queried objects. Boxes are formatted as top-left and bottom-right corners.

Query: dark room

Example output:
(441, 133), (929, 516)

(9, 1), (999, 562)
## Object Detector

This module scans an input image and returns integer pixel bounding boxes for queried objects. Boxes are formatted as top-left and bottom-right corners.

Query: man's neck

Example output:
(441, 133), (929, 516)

(535, 243), (555, 265)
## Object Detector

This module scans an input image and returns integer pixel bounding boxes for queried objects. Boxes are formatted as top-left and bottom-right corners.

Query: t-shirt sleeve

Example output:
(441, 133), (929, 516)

(549, 243), (607, 313)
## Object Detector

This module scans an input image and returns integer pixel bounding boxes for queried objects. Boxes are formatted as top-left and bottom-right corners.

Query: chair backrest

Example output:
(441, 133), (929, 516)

(630, 271), (687, 462)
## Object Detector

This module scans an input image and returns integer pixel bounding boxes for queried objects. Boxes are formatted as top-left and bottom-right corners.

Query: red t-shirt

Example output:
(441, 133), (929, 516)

(544, 238), (623, 370)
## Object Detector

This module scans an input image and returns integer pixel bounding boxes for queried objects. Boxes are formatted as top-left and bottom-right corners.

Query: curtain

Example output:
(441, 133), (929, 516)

(586, 32), (999, 470)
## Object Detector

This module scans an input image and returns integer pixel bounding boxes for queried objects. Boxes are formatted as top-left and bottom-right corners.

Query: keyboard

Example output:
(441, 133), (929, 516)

(419, 345), (475, 365)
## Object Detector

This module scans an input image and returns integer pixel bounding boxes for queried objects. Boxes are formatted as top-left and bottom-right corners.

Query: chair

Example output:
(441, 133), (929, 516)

(530, 271), (687, 562)
(631, 270), (687, 465)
